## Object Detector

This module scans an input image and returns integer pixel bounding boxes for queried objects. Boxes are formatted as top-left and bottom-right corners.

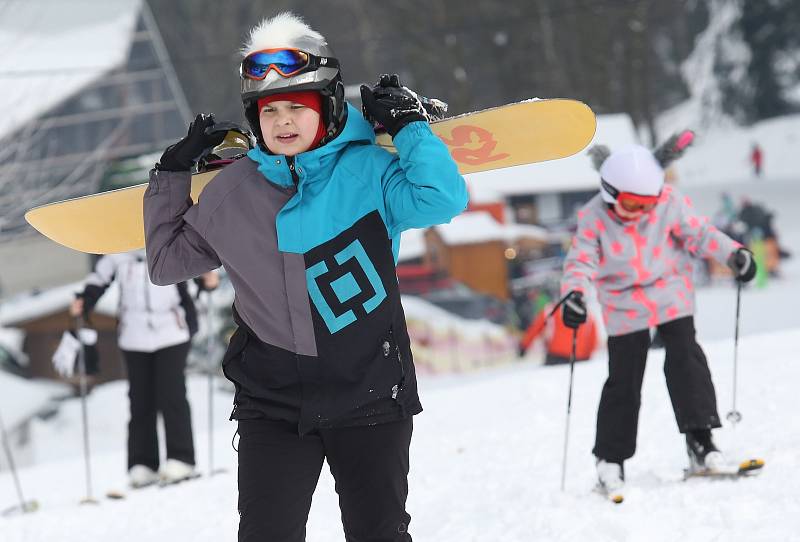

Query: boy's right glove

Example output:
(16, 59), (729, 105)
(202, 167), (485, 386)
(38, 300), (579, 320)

(728, 247), (757, 283)
(156, 113), (227, 172)
(360, 74), (427, 137)
(562, 291), (587, 329)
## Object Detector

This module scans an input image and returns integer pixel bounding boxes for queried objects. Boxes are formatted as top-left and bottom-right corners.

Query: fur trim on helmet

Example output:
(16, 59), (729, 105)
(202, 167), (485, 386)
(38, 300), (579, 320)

(653, 130), (694, 168)
(239, 12), (346, 152)
(241, 12), (326, 56)
(587, 145), (611, 172)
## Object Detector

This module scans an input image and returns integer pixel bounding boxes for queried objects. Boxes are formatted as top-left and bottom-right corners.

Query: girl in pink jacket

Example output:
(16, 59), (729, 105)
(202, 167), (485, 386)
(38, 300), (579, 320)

(559, 132), (756, 495)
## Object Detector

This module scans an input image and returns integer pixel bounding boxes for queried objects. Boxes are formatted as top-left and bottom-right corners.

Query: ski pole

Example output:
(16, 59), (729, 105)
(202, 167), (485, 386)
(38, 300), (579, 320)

(0, 410), (37, 515)
(726, 282), (743, 426)
(206, 290), (216, 476)
(75, 316), (98, 505)
(560, 328), (578, 491)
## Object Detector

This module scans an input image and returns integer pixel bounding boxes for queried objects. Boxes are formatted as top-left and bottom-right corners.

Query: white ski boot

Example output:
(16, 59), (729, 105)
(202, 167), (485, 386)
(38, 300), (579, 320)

(128, 464), (159, 489)
(596, 458), (625, 503)
(159, 459), (198, 485)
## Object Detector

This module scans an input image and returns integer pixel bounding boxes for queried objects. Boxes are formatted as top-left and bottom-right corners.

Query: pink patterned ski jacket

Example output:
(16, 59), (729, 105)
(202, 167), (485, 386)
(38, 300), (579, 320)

(560, 185), (740, 337)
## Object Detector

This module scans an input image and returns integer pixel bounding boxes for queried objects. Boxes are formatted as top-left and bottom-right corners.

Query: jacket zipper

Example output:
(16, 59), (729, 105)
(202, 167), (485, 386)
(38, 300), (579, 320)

(287, 156), (300, 186)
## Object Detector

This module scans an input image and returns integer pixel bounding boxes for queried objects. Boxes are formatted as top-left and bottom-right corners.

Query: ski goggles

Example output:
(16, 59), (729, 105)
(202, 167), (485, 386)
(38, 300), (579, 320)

(602, 179), (660, 212)
(240, 48), (339, 80)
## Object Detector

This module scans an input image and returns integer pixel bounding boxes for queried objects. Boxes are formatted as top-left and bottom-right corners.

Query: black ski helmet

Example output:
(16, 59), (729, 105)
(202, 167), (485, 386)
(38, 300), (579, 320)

(240, 12), (346, 150)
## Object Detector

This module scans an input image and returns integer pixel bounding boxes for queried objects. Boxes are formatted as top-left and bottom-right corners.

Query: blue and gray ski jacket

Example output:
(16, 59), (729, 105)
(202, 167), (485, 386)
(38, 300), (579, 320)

(143, 104), (468, 432)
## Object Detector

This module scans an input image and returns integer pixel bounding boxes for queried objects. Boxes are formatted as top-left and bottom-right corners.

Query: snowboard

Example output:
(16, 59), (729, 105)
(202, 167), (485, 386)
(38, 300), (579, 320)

(25, 99), (596, 255)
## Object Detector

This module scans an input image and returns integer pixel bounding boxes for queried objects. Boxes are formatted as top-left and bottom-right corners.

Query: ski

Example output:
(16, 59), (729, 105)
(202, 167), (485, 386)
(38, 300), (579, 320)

(24, 99), (595, 255)
(594, 484), (624, 504)
(683, 458), (765, 480)
(106, 472), (202, 500)
(1, 500), (39, 516)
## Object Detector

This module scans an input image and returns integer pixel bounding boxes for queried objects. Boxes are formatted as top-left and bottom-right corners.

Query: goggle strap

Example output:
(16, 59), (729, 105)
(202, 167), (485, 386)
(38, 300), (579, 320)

(600, 178), (619, 199)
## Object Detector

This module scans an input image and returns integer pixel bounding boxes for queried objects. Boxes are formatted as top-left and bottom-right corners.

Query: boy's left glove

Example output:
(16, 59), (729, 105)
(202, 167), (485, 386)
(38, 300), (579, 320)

(156, 113), (227, 172)
(728, 247), (757, 283)
(360, 74), (427, 137)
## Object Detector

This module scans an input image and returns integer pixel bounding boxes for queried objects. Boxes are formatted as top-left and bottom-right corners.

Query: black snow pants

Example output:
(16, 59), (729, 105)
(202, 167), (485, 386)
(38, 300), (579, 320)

(593, 316), (721, 463)
(122, 341), (195, 470)
(237, 417), (413, 542)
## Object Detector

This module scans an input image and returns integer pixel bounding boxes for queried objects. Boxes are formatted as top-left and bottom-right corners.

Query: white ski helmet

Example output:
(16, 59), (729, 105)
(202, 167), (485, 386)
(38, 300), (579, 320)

(240, 12), (346, 149)
(597, 145), (664, 204)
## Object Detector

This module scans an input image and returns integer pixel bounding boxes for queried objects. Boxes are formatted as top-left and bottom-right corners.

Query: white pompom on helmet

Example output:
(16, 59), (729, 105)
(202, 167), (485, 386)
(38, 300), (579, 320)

(598, 144), (665, 204)
(240, 12), (346, 149)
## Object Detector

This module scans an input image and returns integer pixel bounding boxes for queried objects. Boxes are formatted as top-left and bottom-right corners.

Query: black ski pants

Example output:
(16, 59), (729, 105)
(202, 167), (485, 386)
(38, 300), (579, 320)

(237, 417), (413, 542)
(122, 342), (195, 470)
(593, 316), (721, 463)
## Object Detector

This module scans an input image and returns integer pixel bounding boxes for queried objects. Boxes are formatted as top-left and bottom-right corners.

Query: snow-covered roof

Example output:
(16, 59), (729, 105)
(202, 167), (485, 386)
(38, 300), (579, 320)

(398, 228), (426, 262)
(436, 212), (508, 245)
(0, 281), (119, 327)
(0, 0), (142, 141)
(0, 372), (66, 430)
(434, 211), (550, 246)
(467, 113), (639, 203)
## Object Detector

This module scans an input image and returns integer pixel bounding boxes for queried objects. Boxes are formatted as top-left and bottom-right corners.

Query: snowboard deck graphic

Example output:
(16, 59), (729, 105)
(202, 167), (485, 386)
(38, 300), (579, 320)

(25, 99), (596, 254)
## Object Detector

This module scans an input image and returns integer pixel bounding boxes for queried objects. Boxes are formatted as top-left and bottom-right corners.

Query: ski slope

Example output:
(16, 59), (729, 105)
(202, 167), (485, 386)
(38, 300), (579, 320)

(4, 168), (800, 541)
(2, 289), (799, 541)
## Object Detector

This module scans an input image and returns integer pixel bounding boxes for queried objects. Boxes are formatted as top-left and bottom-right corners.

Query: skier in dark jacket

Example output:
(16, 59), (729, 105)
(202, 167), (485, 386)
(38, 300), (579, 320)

(143, 12), (467, 542)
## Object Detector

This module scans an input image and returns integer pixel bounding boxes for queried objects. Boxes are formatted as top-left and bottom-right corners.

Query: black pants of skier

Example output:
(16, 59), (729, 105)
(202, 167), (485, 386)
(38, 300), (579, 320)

(237, 417), (413, 542)
(593, 316), (721, 464)
(123, 342), (195, 470)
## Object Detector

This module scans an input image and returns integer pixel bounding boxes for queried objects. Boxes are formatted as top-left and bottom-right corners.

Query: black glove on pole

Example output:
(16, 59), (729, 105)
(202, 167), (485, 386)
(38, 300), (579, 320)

(562, 291), (587, 329)
(360, 74), (427, 137)
(727, 248), (757, 283)
(157, 114), (228, 172)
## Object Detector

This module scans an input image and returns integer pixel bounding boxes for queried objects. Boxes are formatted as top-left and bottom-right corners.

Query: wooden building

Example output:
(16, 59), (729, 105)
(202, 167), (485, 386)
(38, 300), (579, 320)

(0, 282), (126, 385)
(423, 212), (549, 300)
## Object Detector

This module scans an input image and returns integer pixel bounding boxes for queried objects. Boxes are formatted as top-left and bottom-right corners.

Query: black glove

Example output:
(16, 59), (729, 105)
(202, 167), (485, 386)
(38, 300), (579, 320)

(562, 291), (587, 329)
(156, 114), (227, 172)
(728, 247), (757, 283)
(360, 74), (427, 137)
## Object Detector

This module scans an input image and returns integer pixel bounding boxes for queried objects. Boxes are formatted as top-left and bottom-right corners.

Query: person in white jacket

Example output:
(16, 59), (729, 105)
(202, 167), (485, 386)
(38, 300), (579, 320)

(70, 250), (218, 487)
(559, 132), (757, 494)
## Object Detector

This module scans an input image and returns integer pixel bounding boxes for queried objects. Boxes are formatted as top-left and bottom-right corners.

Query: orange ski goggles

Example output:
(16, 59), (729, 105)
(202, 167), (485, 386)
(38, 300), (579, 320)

(602, 179), (660, 212)
(240, 48), (339, 80)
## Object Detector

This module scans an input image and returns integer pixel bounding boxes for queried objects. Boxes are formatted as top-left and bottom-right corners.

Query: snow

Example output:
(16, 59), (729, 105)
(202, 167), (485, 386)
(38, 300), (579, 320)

(2, 293), (799, 540)
(0, 281), (119, 326)
(434, 211), (508, 245)
(0, 0), (141, 141)
(467, 113), (638, 203)
(397, 228), (426, 262)
(671, 114), (800, 185)
(0, 372), (65, 430)
(434, 211), (549, 246)
(2, 190), (799, 538)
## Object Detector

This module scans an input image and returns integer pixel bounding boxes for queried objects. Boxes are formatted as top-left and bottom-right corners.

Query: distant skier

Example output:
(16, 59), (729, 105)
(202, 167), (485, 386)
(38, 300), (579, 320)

(142, 11), (467, 542)
(560, 132), (756, 496)
(68, 250), (218, 488)
(750, 143), (763, 178)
